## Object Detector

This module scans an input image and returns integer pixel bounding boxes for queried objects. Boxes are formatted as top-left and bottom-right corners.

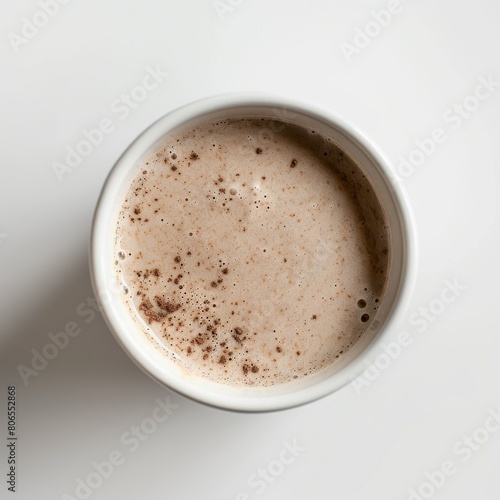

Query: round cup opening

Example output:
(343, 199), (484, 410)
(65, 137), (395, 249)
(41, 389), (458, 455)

(90, 94), (416, 412)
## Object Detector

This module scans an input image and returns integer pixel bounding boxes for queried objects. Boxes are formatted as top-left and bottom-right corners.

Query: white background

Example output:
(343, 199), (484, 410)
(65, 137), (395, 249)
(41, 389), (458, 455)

(1, 1), (499, 499)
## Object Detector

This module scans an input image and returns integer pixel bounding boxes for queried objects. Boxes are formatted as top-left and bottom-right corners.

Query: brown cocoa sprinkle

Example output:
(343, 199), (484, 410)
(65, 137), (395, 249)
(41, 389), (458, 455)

(218, 355), (227, 364)
(234, 327), (243, 336)
(171, 166), (177, 171)
(134, 207), (141, 215)
(243, 363), (259, 374)
(195, 336), (205, 345)
(218, 176), (224, 182)
(232, 334), (242, 343)
(151, 268), (160, 277)
(154, 296), (181, 314)
(142, 170), (147, 174)
(211, 281), (218, 288)
(361, 313), (370, 322)
(296, 351), (301, 355)
(222, 268), (229, 275)
(139, 299), (168, 324)
(203, 354), (209, 360)
(174, 256), (181, 263)
(139, 298), (153, 311)
(290, 159), (297, 168)
(312, 315), (317, 320)
(190, 152), (199, 160)
(163, 158), (168, 164)
(255, 148), (262, 154)
(276, 346), (282, 353)
(219, 188), (226, 194)
(187, 346), (192, 354)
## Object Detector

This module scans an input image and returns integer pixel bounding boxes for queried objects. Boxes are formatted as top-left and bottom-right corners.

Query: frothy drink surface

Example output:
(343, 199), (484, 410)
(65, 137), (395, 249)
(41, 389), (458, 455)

(115, 118), (389, 387)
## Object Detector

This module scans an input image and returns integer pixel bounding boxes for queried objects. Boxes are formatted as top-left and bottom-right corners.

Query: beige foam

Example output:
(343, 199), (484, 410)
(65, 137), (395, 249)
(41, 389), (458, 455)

(114, 118), (389, 387)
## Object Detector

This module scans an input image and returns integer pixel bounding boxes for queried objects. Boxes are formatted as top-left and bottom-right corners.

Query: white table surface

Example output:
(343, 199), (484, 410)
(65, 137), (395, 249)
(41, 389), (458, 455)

(1, 1), (499, 499)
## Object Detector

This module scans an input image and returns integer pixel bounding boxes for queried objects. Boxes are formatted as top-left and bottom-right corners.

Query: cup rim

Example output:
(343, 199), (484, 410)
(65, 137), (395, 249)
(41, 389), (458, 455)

(90, 92), (417, 412)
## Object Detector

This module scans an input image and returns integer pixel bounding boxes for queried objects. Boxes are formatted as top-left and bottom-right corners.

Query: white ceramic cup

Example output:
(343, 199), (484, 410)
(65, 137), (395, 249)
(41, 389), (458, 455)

(90, 93), (416, 412)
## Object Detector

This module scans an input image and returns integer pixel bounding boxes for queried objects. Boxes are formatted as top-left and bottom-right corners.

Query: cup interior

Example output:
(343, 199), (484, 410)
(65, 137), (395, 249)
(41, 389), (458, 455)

(90, 95), (415, 412)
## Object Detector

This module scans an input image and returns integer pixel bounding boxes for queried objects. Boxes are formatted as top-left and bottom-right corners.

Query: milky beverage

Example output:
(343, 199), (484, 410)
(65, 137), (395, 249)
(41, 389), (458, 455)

(114, 118), (389, 387)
